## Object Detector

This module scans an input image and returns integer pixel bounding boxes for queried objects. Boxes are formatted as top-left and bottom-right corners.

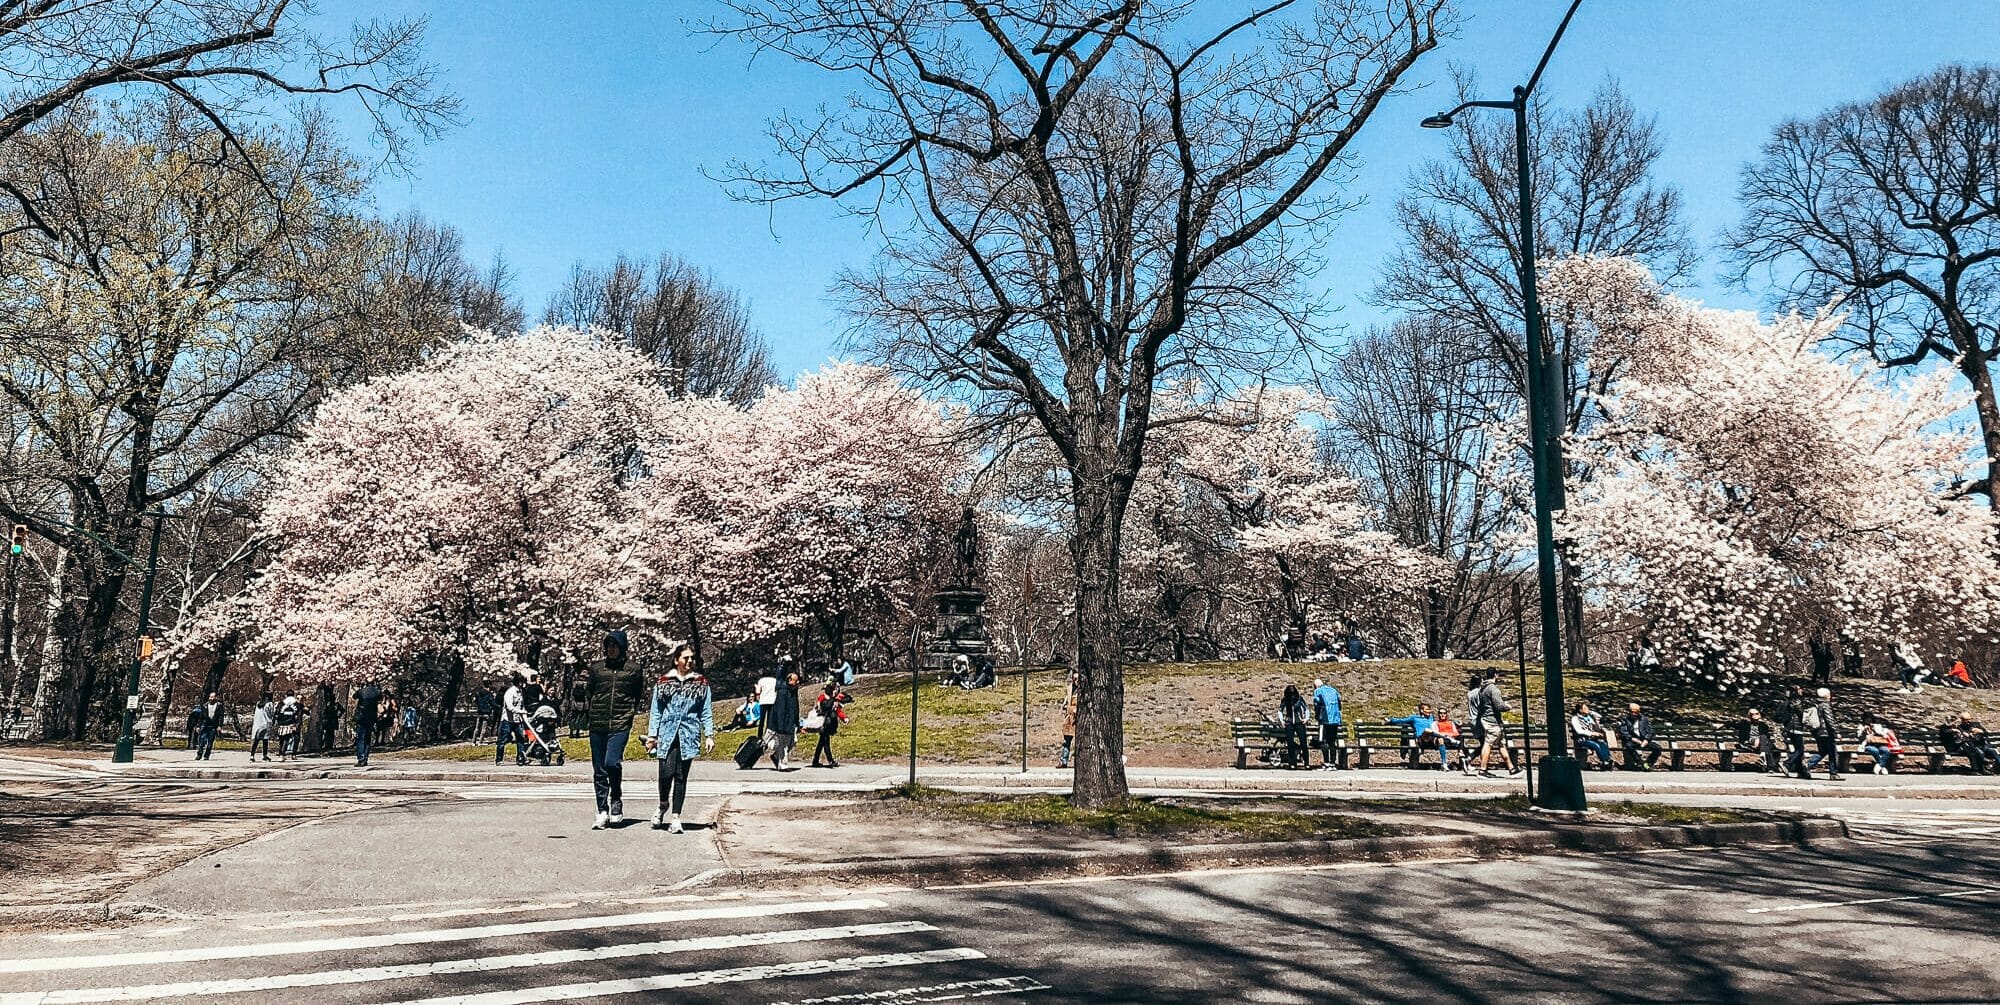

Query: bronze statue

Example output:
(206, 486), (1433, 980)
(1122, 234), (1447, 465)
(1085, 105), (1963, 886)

(952, 505), (980, 585)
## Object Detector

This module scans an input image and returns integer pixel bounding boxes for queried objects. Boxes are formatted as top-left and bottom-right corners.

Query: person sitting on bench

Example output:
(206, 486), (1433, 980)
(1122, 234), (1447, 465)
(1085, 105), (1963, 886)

(1387, 703), (1456, 771)
(1569, 701), (1614, 770)
(1619, 703), (1666, 771)
(1734, 708), (1780, 773)
(1940, 713), (1999, 775)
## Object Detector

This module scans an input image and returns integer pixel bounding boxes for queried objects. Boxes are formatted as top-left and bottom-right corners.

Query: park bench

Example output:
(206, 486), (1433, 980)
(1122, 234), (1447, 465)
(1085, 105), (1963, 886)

(1230, 718), (1292, 769)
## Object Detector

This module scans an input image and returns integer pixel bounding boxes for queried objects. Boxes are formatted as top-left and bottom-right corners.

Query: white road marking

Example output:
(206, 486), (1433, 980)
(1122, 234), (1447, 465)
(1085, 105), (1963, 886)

(770, 975), (1053, 1004)
(385, 948), (988, 1004)
(0, 922), (935, 1005)
(0, 898), (891, 974)
(1745, 887), (1999, 915)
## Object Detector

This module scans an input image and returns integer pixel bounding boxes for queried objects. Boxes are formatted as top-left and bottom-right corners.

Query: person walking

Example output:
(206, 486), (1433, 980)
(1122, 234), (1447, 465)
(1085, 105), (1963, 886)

(643, 642), (714, 833)
(1468, 670), (1520, 777)
(274, 693), (303, 761)
(496, 672), (528, 766)
(351, 681), (382, 767)
(191, 692), (224, 760)
(766, 670), (802, 770)
(1779, 685), (1810, 779)
(1310, 678), (1343, 770)
(400, 700), (420, 745)
(809, 680), (847, 768)
(1618, 703), (1665, 771)
(248, 696), (274, 761)
(1058, 672), (1079, 768)
(1800, 686), (1842, 781)
(754, 667), (778, 738)
(473, 684), (495, 742)
(585, 630), (647, 830)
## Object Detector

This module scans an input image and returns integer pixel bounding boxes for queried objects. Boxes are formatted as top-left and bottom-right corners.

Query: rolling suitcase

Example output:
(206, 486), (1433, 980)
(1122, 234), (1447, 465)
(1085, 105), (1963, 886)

(733, 734), (767, 769)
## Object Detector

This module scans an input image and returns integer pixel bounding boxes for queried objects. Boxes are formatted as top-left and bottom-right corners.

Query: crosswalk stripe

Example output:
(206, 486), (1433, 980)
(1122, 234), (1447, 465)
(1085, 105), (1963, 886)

(384, 948), (989, 1005)
(0, 899), (891, 975)
(0, 922), (936, 1005)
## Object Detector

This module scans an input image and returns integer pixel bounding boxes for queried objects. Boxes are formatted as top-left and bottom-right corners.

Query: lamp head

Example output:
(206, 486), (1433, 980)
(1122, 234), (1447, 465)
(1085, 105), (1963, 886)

(1420, 113), (1454, 129)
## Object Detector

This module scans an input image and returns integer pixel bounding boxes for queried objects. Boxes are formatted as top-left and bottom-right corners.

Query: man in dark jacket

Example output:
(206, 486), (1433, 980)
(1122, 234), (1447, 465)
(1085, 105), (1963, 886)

(1735, 708), (1779, 773)
(1939, 713), (1998, 774)
(585, 630), (646, 828)
(1779, 685), (1810, 778)
(190, 693), (224, 760)
(1800, 687), (1842, 781)
(1619, 703), (1665, 771)
(767, 670), (803, 770)
(352, 682), (381, 767)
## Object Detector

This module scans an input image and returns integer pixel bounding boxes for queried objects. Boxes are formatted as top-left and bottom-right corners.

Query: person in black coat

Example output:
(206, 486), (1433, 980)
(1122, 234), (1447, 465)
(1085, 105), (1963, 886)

(809, 681), (848, 768)
(766, 671), (802, 770)
(352, 682), (382, 766)
(1734, 708), (1779, 773)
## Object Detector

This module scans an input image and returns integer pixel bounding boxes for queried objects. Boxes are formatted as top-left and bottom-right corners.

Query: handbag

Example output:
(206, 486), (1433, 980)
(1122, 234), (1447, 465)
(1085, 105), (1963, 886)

(800, 711), (826, 732)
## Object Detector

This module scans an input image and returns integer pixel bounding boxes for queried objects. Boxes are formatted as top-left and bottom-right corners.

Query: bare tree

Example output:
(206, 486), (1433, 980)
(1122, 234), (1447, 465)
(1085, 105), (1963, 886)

(1729, 63), (2000, 504)
(362, 211), (526, 347)
(1375, 77), (1693, 665)
(0, 100), (414, 739)
(0, 1), (454, 183)
(544, 253), (777, 405)
(714, 0), (1449, 805)
(1330, 318), (1511, 658)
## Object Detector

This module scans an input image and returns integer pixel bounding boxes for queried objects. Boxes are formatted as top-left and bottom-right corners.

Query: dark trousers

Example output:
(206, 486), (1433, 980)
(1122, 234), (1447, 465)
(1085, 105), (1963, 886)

(590, 730), (629, 812)
(1784, 731), (1808, 775)
(1804, 734), (1839, 775)
(353, 724), (373, 765)
(658, 751), (694, 816)
(1317, 724), (1342, 767)
(811, 729), (836, 765)
(1283, 723), (1310, 766)
(495, 720), (523, 763)
(1622, 739), (1663, 769)
(195, 728), (217, 760)
(249, 729), (271, 760)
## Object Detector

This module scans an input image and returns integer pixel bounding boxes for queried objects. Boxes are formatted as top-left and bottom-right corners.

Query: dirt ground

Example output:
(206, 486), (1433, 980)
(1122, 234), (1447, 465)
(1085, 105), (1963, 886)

(0, 782), (410, 910)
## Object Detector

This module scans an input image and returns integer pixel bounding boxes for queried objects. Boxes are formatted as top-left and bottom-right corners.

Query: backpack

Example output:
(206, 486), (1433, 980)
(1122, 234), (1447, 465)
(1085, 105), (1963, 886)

(1802, 704), (1824, 732)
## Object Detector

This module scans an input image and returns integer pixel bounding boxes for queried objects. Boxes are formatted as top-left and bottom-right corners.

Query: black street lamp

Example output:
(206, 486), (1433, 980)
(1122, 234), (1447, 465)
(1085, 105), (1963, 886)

(1421, 0), (1587, 812)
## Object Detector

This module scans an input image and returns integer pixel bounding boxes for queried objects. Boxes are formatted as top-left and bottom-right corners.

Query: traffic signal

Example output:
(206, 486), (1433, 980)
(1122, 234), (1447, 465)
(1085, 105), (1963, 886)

(8, 523), (23, 555)
(138, 636), (153, 660)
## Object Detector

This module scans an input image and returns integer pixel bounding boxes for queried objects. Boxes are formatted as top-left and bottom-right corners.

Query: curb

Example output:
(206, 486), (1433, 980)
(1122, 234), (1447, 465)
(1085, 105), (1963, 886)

(690, 817), (1851, 890)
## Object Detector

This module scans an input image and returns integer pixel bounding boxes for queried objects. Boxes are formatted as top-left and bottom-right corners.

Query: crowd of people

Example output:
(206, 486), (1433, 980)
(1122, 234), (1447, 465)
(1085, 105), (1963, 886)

(1268, 667), (2000, 781)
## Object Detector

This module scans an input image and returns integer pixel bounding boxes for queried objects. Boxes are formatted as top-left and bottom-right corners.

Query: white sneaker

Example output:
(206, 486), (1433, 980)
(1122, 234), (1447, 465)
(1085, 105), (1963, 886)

(651, 809), (666, 828)
(608, 811), (623, 825)
(1874, 764), (1887, 775)
(667, 819), (683, 834)
(592, 811), (609, 830)
(1895, 687), (1911, 694)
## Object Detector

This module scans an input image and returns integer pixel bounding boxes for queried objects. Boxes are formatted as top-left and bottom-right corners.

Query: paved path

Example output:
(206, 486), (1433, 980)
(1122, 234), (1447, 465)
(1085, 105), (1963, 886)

(3, 821), (1997, 1003)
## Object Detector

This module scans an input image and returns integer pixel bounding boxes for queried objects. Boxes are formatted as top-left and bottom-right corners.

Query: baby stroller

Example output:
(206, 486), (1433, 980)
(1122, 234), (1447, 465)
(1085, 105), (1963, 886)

(519, 704), (567, 767)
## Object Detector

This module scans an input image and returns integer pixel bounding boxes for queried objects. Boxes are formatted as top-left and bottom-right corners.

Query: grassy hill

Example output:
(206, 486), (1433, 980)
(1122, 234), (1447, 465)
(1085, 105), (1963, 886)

(427, 658), (2000, 768)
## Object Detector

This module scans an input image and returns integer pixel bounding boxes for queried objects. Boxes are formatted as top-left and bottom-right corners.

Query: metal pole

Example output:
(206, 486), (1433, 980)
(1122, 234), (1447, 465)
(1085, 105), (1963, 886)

(112, 514), (164, 764)
(907, 622), (920, 789)
(1514, 86), (1583, 811)
(1515, 581), (1533, 803)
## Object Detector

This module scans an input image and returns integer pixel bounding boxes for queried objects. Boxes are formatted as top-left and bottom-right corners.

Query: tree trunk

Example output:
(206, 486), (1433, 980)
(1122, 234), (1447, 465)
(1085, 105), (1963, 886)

(71, 567), (128, 741)
(1068, 473), (1130, 808)
(437, 650), (465, 742)
(1961, 346), (2000, 515)
(1560, 548), (1588, 667)
(680, 587), (706, 675)
(28, 545), (69, 740)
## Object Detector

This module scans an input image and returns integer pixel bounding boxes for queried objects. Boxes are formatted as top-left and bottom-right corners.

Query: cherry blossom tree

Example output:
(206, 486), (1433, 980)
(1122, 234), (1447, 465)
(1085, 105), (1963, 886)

(1547, 256), (2000, 686)
(241, 327), (674, 690)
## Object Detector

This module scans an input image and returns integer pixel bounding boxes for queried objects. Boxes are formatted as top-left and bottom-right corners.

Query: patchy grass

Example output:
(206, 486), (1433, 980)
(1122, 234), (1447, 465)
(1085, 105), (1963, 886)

(880, 784), (1407, 842)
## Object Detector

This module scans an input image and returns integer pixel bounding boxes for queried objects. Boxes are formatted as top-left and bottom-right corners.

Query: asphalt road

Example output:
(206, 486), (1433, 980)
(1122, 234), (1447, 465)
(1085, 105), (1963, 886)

(4, 813), (1999, 1004)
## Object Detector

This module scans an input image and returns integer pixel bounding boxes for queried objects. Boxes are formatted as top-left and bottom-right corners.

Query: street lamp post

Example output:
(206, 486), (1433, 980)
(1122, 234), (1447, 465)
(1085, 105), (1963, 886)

(1421, 0), (1588, 812)
(112, 513), (168, 764)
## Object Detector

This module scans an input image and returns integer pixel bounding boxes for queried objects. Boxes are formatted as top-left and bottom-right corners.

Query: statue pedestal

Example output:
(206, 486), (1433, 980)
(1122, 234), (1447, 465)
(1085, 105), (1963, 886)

(924, 586), (990, 670)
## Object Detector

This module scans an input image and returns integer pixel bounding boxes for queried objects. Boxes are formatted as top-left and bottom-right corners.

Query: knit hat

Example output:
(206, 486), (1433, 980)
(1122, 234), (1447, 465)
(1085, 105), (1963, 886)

(605, 629), (629, 652)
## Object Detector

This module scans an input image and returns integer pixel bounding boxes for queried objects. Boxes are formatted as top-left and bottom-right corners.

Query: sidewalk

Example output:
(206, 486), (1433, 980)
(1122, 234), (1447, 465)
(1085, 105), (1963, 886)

(22, 744), (2000, 799)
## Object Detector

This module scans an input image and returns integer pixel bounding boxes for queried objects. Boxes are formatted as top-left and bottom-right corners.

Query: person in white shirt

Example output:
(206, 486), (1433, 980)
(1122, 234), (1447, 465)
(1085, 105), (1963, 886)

(754, 670), (778, 737)
(496, 673), (528, 765)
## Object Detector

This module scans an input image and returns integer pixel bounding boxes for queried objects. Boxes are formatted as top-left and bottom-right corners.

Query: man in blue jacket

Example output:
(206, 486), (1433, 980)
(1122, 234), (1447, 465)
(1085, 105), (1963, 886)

(1310, 678), (1343, 770)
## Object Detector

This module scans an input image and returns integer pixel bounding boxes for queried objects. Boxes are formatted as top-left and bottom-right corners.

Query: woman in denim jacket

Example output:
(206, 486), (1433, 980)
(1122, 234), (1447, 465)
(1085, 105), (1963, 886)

(644, 642), (714, 833)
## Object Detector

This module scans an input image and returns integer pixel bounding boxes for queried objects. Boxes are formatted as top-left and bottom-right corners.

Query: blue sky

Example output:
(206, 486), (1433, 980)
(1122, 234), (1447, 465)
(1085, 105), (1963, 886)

(349, 2), (2000, 377)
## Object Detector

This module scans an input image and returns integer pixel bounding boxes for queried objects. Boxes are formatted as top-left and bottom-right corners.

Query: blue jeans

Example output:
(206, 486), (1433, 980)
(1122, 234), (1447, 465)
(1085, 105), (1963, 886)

(1863, 744), (1894, 771)
(496, 720), (522, 763)
(590, 730), (629, 813)
(354, 725), (373, 764)
(195, 728), (216, 760)
(1576, 737), (1612, 767)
